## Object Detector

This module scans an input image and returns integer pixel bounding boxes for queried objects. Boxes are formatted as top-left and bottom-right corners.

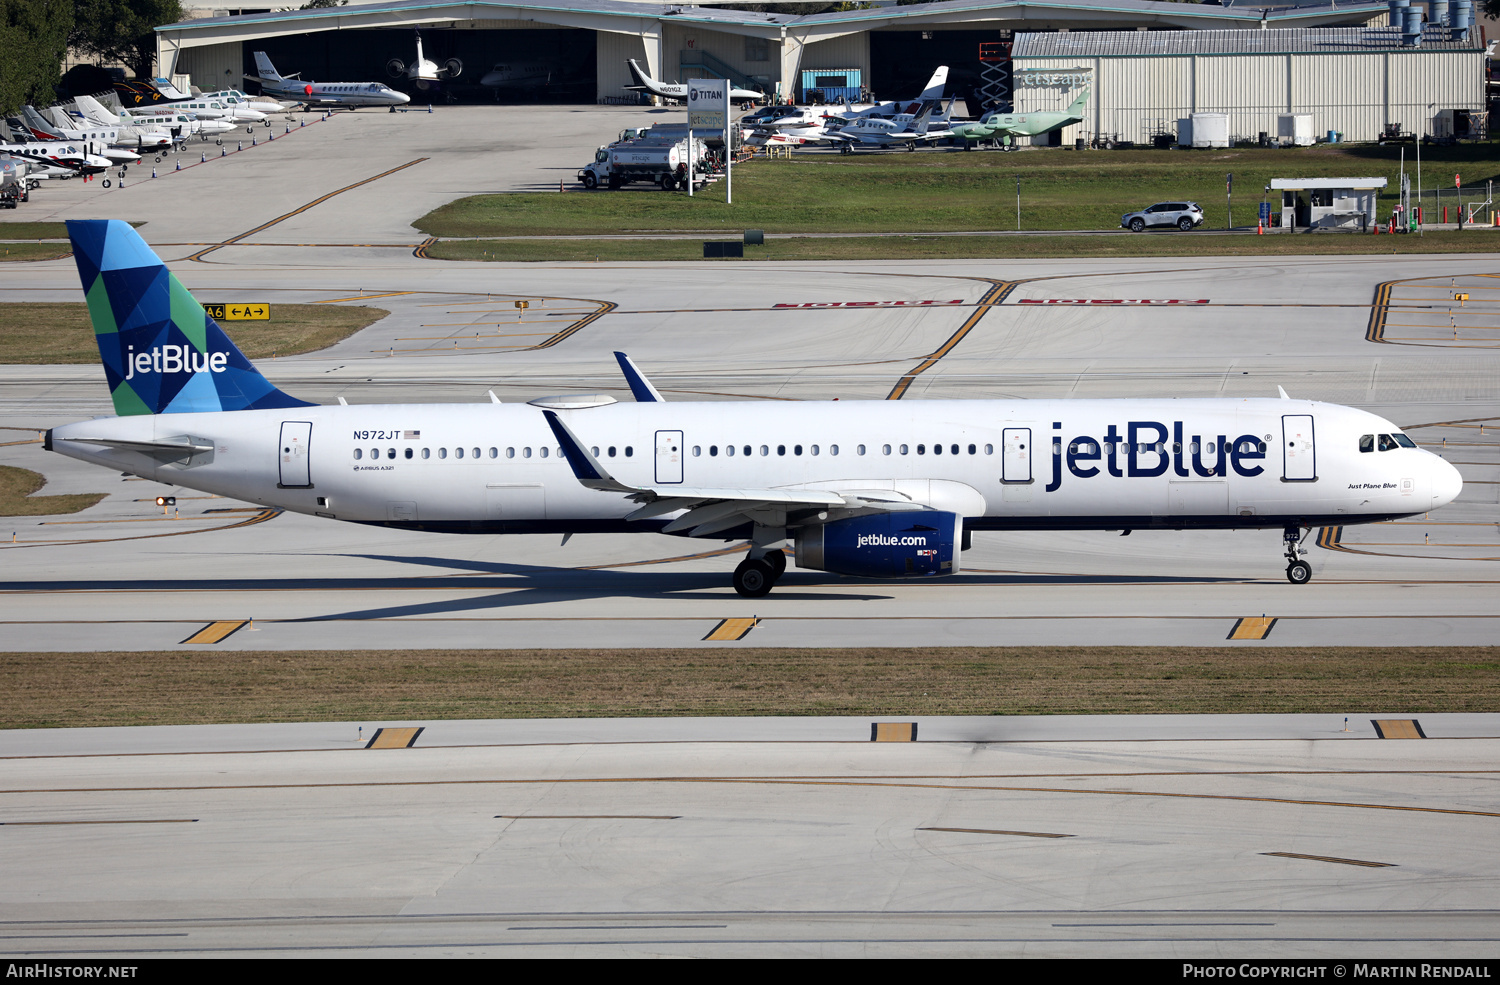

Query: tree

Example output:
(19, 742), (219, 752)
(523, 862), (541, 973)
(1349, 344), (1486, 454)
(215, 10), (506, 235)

(0, 0), (73, 115)
(70, 0), (184, 82)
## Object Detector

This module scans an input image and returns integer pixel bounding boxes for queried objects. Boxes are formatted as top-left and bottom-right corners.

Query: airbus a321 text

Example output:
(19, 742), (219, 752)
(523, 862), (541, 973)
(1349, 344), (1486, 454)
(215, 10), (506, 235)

(46, 221), (1462, 597)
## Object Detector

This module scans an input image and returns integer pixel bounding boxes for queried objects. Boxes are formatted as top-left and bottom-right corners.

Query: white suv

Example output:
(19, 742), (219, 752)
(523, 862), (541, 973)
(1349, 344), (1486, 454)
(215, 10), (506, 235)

(1121, 202), (1204, 232)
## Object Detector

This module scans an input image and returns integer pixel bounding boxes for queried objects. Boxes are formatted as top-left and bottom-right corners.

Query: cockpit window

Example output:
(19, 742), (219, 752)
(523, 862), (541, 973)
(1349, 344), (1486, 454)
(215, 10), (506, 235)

(1378, 433), (1397, 451)
(1359, 434), (1374, 453)
(1392, 433), (1416, 448)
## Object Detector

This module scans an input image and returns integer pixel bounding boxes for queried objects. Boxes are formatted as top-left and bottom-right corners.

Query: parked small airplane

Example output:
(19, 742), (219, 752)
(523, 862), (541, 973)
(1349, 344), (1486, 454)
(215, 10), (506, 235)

(951, 89), (1090, 147)
(386, 28), (462, 90)
(71, 95), (176, 150)
(624, 59), (763, 104)
(0, 141), (111, 178)
(19, 107), (140, 165)
(247, 52), (411, 109)
(47, 220), (1463, 597)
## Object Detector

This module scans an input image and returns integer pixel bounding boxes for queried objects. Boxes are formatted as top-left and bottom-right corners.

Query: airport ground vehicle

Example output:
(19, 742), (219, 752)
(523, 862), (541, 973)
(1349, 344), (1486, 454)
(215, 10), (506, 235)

(1121, 201), (1204, 231)
(577, 134), (711, 190)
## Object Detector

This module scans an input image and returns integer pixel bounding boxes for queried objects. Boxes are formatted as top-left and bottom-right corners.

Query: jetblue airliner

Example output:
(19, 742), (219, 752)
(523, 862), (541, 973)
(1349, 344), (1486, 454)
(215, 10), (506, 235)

(45, 221), (1462, 596)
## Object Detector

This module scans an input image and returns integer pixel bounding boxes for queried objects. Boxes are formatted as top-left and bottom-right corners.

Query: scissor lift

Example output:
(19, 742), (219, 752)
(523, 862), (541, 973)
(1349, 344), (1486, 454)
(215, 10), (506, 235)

(978, 41), (1012, 114)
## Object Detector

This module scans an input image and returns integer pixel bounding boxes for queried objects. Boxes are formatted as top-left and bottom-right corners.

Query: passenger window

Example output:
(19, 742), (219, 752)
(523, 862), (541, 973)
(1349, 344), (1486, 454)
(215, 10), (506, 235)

(692, 446), (701, 456)
(370, 447), (378, 458)
(951, 444), (959, 456)
(387, 448), (395, 459)
(439, 448), (448, 459)
(507, 448), (515, 458)
(743, 446), (751, 457)
(900, 444), (909, 455)
(422, 448), (430, 459)
(489, 448), (498, 458)
(353, 448), (362, 460)
(917, 444), (926, 455)
(761, 445), (769, 456)
(473, 448), (481, 459)
(811, 445), (819, 456)
(969, 444), (976, 455)
(455, 447), (465, 459)
(777, 445), (786, 456)
(710, 445), (718, 457)
(591, 447), (599, 456)
(831, 445), (839, 456)
(523, 447), (531, 458)
(725, 445), (733, 457)
(608, 446), (616, 457)
(985, 444), (994, 455)
(625, 446), (633, 457)
(794, 445), (802, 456)
(404, 448), (413, 459)
(540, 447), (549, 458)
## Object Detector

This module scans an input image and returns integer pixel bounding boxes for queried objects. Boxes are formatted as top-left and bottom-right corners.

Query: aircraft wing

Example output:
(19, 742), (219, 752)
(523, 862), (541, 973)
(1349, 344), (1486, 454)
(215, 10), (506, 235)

(544, 411), (851, 536)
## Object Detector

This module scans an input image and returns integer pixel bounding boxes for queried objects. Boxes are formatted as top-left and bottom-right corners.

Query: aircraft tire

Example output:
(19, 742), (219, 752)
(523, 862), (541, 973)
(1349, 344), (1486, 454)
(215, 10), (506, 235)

(216, 139), (222, 146)
(1286, 561), (1312, 585)
(101, 180), (110, 188)
(763, 549), (786, 578)
(733, 558), (775, 598)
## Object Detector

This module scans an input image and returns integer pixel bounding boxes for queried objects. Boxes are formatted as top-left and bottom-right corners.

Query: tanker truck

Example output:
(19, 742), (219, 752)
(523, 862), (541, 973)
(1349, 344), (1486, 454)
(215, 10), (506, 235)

(577, 133), (713, 190)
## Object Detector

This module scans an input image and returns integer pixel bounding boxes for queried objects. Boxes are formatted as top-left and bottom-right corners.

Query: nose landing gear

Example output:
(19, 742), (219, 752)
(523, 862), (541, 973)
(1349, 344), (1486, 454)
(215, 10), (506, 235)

(1284, 525), (1311, 584)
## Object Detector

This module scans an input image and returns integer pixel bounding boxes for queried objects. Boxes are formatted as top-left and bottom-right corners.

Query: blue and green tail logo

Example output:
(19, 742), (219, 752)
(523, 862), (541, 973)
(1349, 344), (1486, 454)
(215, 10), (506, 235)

(67, 219), (315, 416)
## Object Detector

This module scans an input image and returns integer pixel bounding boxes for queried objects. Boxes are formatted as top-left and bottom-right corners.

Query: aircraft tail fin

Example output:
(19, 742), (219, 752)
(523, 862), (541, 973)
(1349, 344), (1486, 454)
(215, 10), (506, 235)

(919, 66), (949, 101)
(72, 95), (113, 125)
(1067, 87), (1090, 116)
(624, 58), (653, 91)
(65, 220), (315, 416)
(911, 104), (934, 136)
(252, 52), (284, 83)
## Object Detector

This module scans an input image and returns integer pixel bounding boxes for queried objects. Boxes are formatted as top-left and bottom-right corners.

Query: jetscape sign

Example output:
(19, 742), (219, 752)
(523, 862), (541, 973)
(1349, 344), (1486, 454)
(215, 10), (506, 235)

(1018, 298), (1210, 305)
(775, 299), (966, 308)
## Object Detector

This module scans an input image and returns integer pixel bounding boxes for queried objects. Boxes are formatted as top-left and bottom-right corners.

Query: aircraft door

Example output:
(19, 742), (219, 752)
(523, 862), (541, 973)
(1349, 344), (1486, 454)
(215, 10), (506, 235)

(1282, 415), (1316, 481)
(278, 421), (312, 488)
(656, 430), (683, 484)
(1001, 428), (1032, 483)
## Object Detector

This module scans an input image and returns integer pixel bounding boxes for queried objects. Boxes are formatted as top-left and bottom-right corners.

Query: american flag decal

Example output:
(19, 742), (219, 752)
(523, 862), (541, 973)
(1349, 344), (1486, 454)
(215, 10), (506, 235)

(403, 430), (421, 439)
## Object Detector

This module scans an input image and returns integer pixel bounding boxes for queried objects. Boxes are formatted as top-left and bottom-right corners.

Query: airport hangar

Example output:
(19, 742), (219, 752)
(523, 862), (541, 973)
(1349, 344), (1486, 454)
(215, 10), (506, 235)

(158, 0), (1396, 112)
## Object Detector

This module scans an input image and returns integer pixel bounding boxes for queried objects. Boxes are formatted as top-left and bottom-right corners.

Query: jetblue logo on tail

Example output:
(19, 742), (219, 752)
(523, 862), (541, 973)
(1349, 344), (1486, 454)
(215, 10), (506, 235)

(124, 345), (229, 380)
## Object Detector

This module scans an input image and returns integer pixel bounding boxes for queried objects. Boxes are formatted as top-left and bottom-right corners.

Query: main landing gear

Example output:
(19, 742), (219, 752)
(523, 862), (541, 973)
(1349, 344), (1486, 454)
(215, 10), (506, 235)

(1283, 525), (1311, 585)
(733, 548), (786, 598)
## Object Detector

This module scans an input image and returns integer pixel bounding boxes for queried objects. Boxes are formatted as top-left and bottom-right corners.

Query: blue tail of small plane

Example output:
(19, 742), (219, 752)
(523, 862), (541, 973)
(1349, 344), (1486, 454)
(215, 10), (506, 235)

(66, 219), (315, 416)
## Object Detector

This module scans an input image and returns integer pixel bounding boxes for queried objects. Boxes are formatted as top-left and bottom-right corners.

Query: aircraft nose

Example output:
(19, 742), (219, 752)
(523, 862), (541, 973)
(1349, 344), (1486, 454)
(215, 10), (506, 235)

(1431, 455), (1463, 508)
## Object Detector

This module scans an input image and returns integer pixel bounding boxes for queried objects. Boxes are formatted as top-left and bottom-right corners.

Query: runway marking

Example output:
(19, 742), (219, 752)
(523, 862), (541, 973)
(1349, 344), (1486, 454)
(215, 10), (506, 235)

(317, 292), (414, 304)
(1227, 617), (1277, 640)
(0, 819), (197, 825)
(1367, 273), (1500, 348)
(182, 158), (429, 262)
(872, 722), (918, 742)
(919, 826), (1071, 839)
(413, 236), (436, 259)
(179, 620), (250, 645)
(887, 280), (1017, 400)
(703, 617), (758, 641)
(527, 300), (617, 350)
(1, 508), (281, 551)
(366, 727), (423, 749)
(1261, 852), (1395, 868)
(1372, 719), (1427, 739)
(6, 775), (1494, 819)
(492, 809), (681, 815)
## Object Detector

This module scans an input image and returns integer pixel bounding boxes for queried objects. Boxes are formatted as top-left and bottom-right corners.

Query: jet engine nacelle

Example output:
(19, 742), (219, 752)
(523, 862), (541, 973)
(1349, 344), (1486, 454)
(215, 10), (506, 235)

(443, 58), (463, 79)
(795, 511), (960, 578)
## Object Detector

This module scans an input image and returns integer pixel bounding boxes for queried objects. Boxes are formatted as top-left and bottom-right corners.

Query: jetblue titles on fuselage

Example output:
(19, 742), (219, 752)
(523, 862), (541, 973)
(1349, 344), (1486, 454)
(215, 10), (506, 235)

(1046, 420), (1264, 492)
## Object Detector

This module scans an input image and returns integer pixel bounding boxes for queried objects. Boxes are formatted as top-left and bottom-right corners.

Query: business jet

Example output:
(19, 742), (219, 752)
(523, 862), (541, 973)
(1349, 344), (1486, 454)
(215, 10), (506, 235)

(0, 142), (111, 178)
(386, 28), (462, 91)
(247, 52), (410, 109)
(624, 59), (763, 104)
(70, 95), (176, 150)
(951, 89), (1090, 147)
(46, 220), (1463, 597)
(17, 107), (140, 166)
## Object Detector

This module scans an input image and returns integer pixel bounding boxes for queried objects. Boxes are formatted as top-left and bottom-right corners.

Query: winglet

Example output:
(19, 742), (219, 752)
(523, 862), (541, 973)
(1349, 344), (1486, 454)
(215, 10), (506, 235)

(614, 351), (664, 402)
(542, 410), (632, 493)
(1277, 385), (1291, 400)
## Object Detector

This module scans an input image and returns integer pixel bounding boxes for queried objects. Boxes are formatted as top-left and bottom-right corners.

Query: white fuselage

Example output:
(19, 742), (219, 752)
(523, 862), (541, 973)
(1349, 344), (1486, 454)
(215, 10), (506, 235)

(47, 398), (1461, 536)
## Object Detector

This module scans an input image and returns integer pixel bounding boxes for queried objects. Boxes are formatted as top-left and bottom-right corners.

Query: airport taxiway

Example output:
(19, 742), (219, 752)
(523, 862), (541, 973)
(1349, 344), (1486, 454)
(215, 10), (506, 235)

(1, 713), (1497, 958)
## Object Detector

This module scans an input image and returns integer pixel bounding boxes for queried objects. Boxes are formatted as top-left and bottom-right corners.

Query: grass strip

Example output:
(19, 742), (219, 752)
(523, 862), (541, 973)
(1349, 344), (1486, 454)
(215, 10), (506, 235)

(0, 303), (388, 364)
(418, 145), (1500, 238)
(0, 465), (105, 518)
(3, 647), (1497, 728)
(427, 231), (1499, 263)
(0, 222), (69, 240)
(0, 243), (73, 262)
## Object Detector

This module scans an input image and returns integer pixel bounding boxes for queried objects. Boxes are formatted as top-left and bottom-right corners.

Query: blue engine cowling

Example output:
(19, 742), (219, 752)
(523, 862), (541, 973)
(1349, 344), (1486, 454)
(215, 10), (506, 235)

(794, 512), (960, 578)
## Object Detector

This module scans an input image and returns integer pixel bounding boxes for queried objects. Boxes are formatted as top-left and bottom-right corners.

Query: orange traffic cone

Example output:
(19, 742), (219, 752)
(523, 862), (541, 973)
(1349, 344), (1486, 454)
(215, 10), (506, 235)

(1257, 220), (1264, 235)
